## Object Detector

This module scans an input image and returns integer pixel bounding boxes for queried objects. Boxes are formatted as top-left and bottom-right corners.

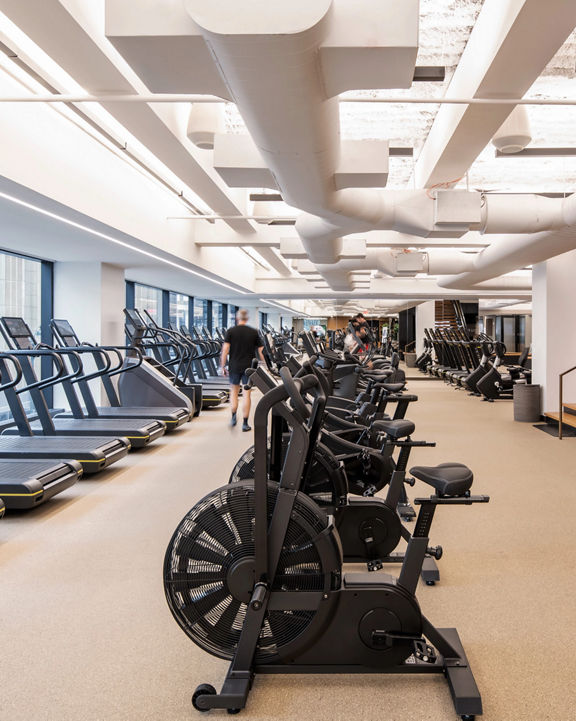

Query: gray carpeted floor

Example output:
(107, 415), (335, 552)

(0, 381), (575, 721)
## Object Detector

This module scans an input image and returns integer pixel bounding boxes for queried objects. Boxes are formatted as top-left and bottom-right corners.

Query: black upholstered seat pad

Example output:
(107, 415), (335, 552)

(409, 462), (473, 496)
(379, 382), (406, 393)
(372, 419), (416, 439)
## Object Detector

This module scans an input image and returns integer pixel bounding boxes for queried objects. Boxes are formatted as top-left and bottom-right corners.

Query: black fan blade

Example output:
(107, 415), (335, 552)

(193, 503), (237, 549)
(175, 540), (227, 569)
(166, 570), (225, 589)
(273, 573), (322, 588)
(187, 585), (230, 618)
(226, 488), (254, 544)
(280, 546), (319, 570)
(212, 597), (242, 636)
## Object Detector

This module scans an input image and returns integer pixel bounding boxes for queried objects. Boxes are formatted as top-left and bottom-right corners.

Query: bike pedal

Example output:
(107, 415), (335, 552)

(367, 559), (383, 572)
(414, 640), (437, 664)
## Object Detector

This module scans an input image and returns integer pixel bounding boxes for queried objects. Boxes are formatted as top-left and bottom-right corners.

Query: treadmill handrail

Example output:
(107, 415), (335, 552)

(45, 343), (118, 383)
(81, 344), (145, 379)
(37, 343), (109, 385)
(96, 345), (144, 378)
(6, 348), (80, 392)
(0, 352), (23, 390)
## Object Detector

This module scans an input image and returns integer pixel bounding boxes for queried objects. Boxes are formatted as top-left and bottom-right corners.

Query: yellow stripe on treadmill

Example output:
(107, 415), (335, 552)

(1, 489), (44, 497)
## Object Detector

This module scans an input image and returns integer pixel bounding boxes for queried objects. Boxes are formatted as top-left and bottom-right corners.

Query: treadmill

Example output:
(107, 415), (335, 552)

(0, 352), (129, 475)
(50, 319), (191, 431)
(141, 311), (228, 404)
(0, 459), (80, 510)
(0, 317), (166, 448)
(125, 309), (225, 410)
(182, 325), (231, 392)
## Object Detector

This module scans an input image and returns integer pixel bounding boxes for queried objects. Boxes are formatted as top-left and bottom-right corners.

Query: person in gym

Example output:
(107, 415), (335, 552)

(220, 308), (265, 431)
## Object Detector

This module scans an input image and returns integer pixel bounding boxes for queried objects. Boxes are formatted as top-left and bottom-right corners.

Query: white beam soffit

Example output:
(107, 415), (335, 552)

(414, 0), (576, 188)
(0, 0), (253, 234)
(3, 0), (576, 312)
(0, 185), (249, 295)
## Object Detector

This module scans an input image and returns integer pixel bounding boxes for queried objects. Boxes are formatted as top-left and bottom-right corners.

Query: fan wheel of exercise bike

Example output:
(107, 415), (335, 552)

(229, 438), (336, 501)
(164, 481), (340, 662)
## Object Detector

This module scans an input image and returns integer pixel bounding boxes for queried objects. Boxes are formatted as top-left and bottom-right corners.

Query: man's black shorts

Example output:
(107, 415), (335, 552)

(229, 371), (249, 386)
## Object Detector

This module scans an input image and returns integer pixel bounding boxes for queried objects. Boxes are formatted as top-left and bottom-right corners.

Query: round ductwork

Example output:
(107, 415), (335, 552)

(187, 103), (224, 150)
(491, 106), (532, 154)
(252, 200), (277, 224)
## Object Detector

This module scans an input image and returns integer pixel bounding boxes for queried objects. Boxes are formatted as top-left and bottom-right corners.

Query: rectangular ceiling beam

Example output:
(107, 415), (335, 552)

(414, 0), (576, 188)
(495, 148), (576, 157)
(0, 0), (253, 233)
(250, 246), (292, 277)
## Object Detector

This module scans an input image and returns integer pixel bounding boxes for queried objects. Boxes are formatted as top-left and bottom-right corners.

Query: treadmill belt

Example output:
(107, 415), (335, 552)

(0, 437), (119, 451)
(0, 460), (69, 478)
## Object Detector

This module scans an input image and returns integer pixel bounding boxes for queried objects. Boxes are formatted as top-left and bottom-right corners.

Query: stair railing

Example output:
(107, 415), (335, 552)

(558, 364), (576, 439)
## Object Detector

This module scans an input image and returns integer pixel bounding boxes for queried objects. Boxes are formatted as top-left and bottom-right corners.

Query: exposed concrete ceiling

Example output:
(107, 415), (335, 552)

(0, 0), (574, 317)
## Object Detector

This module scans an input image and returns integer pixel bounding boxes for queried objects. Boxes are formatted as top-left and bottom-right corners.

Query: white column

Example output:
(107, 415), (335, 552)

(532, 250), (576, 412)
(265, 312), (281, 330)
(53, 262), (125, 344)
(415, 301), (436, 356)
(53, 262), (126, 404)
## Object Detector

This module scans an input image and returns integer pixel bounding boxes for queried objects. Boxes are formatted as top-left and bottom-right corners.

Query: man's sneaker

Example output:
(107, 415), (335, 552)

(242, 420), (251, 432)
(230, 412), (237, 427)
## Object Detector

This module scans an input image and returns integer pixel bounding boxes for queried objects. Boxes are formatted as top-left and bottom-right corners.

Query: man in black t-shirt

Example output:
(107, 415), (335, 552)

(221, 308), (264, 431)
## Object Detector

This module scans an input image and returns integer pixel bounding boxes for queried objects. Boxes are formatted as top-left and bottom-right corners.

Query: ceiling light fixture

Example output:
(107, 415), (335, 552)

(0, 19), (214, 217)
(258, 298), (307, 315)
(2, 94), (576, 106)
(0, 189), (248, 294)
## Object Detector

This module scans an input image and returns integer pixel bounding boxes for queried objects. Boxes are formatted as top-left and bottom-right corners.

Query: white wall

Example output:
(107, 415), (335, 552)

(53, 261), (126, 404)
(264, 311), (281, 330)
(415, 300), (435, 355)
(0, 69), (256, 292)
(532, 250), (576, 412)
(53, 262), (125, 345)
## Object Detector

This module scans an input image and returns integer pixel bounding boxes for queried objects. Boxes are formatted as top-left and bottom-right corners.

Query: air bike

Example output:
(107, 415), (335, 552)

(164, 367), (489, 719)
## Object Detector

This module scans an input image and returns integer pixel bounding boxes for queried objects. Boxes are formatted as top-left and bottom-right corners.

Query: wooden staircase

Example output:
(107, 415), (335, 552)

(545, 403), (576, 429)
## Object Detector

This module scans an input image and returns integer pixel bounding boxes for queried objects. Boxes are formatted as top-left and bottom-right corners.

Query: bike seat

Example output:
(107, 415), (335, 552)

(409, 463), (473, 496)
(372, 419), (415, 439)
(378, 382), (406, 393)
(361, 369), (393, 378)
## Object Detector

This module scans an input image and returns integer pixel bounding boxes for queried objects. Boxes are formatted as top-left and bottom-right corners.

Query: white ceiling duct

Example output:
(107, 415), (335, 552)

(491, 105), (532, 154)
(183, 0), (576, 293)
(438, 224), (576, 290)
(251, 200), (278, 225)
(187, 102), (224, 150)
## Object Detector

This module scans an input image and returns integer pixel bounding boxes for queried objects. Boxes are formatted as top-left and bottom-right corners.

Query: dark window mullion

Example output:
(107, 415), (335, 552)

(40, 260), (54, 408)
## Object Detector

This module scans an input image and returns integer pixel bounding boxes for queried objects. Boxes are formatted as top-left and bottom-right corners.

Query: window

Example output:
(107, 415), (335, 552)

(169, 292), (189, 330)
(212, 302), (223, 331)
(492, 315), (527, 353)
(194, 299), (207, 328)
(0, 250), (50, 420)
(134, 283), (162, 324)
(0, 251), (42, 348)
(303, 318), (327, 333)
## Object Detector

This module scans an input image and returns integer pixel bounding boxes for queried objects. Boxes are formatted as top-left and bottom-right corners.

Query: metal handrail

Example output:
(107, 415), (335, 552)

(558, 364), (576, 439)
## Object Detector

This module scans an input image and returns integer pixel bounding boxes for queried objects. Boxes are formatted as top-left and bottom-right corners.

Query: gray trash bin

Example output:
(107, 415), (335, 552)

(513, 383), (541, 422)
(405, 352), (417, 368)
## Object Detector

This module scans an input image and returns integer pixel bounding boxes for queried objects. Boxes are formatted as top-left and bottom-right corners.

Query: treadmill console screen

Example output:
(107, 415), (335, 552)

(2, 317), (35, 349)
(52, 320), (76, 346)
(125, 309), (144, 329)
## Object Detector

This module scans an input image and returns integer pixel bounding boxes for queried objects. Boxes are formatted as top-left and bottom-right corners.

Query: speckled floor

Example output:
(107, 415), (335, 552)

(0, 381), (574, 721)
